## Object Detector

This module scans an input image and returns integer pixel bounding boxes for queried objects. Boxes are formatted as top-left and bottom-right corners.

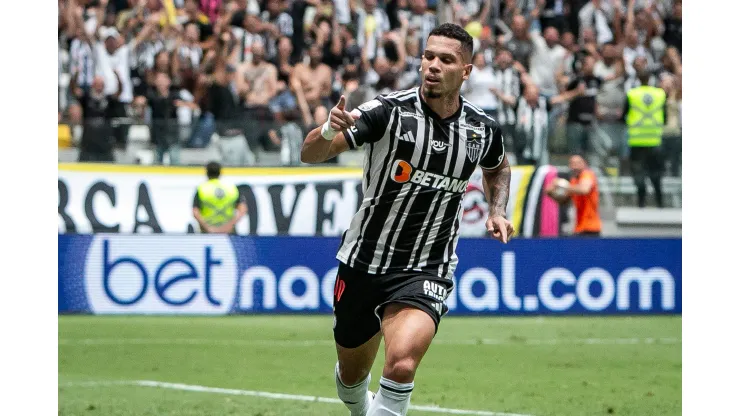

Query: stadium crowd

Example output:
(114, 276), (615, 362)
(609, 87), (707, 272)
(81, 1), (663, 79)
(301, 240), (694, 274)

(57, 0), (681, 176)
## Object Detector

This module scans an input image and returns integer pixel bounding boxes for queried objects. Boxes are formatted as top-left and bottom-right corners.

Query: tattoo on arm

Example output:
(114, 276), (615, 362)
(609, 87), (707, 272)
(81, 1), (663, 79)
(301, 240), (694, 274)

(484, 159), (511, 217)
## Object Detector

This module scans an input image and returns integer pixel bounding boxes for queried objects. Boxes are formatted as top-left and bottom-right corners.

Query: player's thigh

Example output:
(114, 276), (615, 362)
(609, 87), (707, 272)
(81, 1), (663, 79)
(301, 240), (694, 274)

(379, 303), (437, 381)
(377, 274), (454, 379)
(333, 262), (383, 350)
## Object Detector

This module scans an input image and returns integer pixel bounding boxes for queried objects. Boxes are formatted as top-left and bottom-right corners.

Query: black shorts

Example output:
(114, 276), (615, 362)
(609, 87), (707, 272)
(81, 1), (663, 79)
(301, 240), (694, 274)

(332, 262), (454, 349)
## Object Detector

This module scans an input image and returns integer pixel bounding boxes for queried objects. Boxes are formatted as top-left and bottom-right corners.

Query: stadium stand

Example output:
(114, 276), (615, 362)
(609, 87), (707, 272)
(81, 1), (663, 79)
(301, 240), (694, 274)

(58, 0), (681, 211)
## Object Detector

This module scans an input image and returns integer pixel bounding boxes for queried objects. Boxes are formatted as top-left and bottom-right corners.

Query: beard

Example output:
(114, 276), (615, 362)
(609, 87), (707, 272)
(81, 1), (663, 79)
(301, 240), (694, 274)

(423, 84), (442, 98)
(425, 89), (442, 98)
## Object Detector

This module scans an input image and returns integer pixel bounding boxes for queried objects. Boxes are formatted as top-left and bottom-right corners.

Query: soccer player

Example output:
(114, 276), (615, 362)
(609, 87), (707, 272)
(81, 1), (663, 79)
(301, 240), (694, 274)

(300, 23), (513, 416)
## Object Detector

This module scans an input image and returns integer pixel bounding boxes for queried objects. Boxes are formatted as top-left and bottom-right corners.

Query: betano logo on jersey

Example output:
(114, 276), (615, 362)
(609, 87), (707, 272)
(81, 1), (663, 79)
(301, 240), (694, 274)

(390, 159), (468, 193)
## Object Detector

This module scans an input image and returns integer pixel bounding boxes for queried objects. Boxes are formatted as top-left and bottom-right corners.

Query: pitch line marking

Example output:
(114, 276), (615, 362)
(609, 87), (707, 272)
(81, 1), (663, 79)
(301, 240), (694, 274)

(58, 337), (681, 347)
(59, 379), (536, 416)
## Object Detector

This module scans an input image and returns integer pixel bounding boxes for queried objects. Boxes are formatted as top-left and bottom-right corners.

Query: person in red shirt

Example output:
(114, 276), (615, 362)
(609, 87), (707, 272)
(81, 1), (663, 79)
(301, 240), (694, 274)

(545, 155), (603, 237)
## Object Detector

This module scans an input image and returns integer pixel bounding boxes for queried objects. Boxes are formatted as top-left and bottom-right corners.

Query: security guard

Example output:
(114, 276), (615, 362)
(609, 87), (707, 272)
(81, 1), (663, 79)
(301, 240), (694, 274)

(624, 70), (667, 208)
(192, 161), (247, 233)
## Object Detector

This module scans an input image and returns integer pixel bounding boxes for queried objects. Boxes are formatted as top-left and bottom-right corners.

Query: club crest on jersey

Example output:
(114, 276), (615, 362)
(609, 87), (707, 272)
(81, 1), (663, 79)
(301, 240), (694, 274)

(466, 133), (482, 162)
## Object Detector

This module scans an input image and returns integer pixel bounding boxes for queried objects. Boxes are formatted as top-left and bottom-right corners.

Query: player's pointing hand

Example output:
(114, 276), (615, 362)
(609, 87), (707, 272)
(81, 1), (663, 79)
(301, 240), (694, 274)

(486, 214), (514, 244)
(329, 95), (361, 133)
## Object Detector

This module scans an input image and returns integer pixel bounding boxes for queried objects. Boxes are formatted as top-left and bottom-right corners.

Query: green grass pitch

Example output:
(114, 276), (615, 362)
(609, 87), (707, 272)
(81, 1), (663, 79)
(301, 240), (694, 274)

(58, 315), (681, 416)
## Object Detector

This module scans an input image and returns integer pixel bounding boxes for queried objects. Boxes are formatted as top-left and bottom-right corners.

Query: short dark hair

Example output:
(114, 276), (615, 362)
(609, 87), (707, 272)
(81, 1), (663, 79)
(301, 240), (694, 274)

(206, 161), (221, 179)
(637, 70), (652, 85)
(428, 23), (474, 63)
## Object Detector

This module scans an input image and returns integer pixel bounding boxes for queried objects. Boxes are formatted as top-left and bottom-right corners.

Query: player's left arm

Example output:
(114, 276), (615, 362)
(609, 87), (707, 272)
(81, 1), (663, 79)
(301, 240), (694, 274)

(479, 125), (514, 243)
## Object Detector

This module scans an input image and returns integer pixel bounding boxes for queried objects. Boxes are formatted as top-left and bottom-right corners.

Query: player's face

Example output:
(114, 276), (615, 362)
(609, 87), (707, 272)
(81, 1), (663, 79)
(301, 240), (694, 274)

(421, 35), (472, 99)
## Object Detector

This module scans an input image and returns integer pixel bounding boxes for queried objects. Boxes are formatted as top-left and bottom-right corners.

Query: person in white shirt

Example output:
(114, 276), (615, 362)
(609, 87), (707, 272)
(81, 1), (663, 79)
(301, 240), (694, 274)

(356, 0), (391, 61)
(462, 52), (498, 117)
(578, 0), (615, 45)
(529, 26), (567, 97)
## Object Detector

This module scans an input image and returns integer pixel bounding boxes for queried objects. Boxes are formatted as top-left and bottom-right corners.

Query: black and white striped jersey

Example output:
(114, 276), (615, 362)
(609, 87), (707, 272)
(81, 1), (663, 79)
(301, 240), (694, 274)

(337, 87), (505, 280)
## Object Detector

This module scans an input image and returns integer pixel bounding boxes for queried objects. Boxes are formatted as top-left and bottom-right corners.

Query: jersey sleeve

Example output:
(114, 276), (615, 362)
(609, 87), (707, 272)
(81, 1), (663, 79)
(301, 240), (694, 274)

(478, 125), (506, 170)
(344, 96), (391, 149)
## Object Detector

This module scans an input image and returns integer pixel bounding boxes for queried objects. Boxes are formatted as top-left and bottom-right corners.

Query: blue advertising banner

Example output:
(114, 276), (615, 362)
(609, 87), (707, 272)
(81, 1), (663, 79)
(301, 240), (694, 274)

(58, 235), (681, 315)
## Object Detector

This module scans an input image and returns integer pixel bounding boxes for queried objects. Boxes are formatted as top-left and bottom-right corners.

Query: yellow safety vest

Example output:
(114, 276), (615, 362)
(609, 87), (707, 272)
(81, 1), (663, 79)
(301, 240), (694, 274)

(626, 86), (666, 147)
(196, 179), (239, 228)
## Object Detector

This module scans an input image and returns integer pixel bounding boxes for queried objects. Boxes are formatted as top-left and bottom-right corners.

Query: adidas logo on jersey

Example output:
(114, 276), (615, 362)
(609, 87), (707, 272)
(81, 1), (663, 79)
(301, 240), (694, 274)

(390, 159), (469, 193)
(399, 131), (415, 143)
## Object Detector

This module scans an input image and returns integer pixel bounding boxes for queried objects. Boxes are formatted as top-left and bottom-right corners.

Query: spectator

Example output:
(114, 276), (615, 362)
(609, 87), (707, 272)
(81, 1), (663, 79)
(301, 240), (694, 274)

(232, 10), (265, 63)
(260, 0), (294, 60)
(67, 0), (151, 148)
(192, 161), (248, 234)
(462, 52), (499, 119)
(490, 48), (521, 159)
(504, 15), (534, 71)
(627, 1), (665, 56)
(291, 42), (333, 127)
(529, 26), (567, 97)
(622, 27), (654, 78)
(514, 83), (585, 165)
(660, 74), (681, 177)
(70, 72), (122, 162)
(270, 36), (300, 122)
(178, 0), (214, 42)
(269, 109), (305, 166)
(55, 0), (681, 174)
(68, 31), (95, 126)
(199, 0), (224, 24)
(356, 0), (391, 61)
(237, 41), (279, 152)
(541, 0), (567, 33)
(662, 0), (681, 53)
(398, 32), (423, 90)
(175, 22), (204, 71)
(559, 30), (582, 78)
(624, 69), (666, 208)
(578, 0), (615, 45)
(594, 41), (627, 162)
(624, 55), (657, 91)
(364, 30), (407, 94)
(286, 0), (321, 63)
(142, 72), (198, 164)
(146, 50), (174, 89)
(545, 154), (603, 237)
(404, 0), (438, 52)
(309, 15), (344, 69)
(209, 62), (256, 165)
(565, 55), (602, 157)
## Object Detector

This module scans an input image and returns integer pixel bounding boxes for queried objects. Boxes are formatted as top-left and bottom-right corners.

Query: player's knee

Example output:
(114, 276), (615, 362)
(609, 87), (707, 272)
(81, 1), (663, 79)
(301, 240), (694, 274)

(338, 360), (370, 386)
(383, 356), (418, 383)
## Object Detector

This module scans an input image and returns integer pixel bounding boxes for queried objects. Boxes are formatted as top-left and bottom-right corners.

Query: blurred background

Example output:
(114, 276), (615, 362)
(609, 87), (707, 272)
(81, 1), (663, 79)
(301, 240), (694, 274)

(57, 1), (681, 415)
(57, 0), (682, 237)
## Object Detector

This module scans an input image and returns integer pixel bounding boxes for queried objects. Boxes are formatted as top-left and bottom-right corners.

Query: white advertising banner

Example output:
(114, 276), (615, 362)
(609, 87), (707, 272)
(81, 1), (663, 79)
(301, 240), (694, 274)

(58, 164), (539, 236)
